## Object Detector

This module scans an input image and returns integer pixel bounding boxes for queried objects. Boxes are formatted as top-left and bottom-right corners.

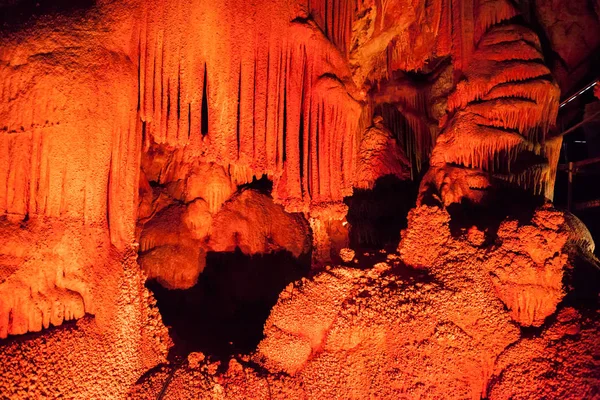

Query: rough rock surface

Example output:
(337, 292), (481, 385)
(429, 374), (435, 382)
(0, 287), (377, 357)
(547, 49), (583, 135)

(354, 116), (411, 189)
(482, 207), (569, 326)
(339, 247), (356, 262)
(0, 254), (170, 399)
(400, 204), (571, 327)
(489, 306), (600, 399)
(138, 189), (311, 289)
(0, 218), (97, 338)
(209, 189), (311, 258)
(130, 205), (599, 399)
(0, 0), (597, 398)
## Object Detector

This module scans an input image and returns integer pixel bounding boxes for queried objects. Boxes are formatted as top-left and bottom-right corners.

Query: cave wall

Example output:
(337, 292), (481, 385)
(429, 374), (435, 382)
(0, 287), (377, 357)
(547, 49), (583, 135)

(0, 0), (598, 398)
(0, 0), (566, 337)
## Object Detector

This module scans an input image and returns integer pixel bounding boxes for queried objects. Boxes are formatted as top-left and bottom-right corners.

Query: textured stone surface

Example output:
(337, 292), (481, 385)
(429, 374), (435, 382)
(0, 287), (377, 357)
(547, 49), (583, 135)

(400, 204), (571, 327)
(0, 254), (170, 399)
(129, 204), (598, 399)
(0, 0), (597, 398)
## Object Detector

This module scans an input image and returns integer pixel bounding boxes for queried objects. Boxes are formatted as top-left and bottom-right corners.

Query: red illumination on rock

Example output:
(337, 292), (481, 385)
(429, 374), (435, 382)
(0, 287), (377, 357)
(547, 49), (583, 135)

(0, 0), (598, 397)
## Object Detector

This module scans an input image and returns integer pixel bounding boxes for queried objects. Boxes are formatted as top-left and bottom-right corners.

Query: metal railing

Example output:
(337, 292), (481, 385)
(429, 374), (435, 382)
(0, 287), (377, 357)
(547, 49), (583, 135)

(556, 77), (600, 211)
(559, 157), (600, 211)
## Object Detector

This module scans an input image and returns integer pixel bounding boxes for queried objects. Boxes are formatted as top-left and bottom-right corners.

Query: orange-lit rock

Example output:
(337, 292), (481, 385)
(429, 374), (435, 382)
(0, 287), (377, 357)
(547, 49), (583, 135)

(489, 307), (600, 398)
(0, 254), (170, 399)
(339, 247), (356, 262)
(482, 206), (569, 326)
(138, 204), (204, 289)
(209, 189), (311, 258)
(129, 202), (599, 398)
(0, 216), (116, 338)
(354, 116), (411, 189)
(0, 0), (598, 397)
(420, 22), (561, 205)
(138, 188), (311, 289)
(399, 204), (573, 327)
(132, 259), (522, 398)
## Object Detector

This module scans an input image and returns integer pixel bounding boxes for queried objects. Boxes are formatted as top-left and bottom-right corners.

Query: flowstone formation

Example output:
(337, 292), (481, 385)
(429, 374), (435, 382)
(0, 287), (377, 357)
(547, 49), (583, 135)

(0, 0), (599, 398)
(0, 253), (170, 399)
(130, 204), (600, 399)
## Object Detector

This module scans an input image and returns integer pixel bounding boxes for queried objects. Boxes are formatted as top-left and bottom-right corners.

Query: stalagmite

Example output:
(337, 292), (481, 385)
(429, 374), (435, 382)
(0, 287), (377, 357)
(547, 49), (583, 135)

(419, 19), (561, 205)
(355, 116), (411, 189)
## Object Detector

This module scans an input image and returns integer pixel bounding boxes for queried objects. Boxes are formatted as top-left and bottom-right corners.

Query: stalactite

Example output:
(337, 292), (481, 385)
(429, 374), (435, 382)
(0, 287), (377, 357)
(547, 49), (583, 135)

(136, 0), (362, 214)
(447, 61), (552, 112)
(423, 16), (561, 201)
(542, 136), (562, 200)
(355, 116), (411, 189)
(369, 78), (435, 174)
(0, 40), (139, 247)
(450, 0), (474, 76)
(307, 0), (355, 56)
(473, 0), (517, 44)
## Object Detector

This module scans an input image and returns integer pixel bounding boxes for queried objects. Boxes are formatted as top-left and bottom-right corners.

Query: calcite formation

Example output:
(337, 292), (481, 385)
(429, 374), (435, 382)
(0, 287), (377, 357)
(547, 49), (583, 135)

(0, 0), (565, 261)
(0, 0), (598, 398)
(354, 116), (411, 189)
(129, 206), (599, 398)
(399, 204), (570, 327)
(0, 254), (170, 399)
(138, 186), (311, 289)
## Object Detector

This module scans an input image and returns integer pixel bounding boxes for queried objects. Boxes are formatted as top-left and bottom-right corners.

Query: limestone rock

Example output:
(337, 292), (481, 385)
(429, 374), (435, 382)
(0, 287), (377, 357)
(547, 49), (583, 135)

(339, 248), (355, 263)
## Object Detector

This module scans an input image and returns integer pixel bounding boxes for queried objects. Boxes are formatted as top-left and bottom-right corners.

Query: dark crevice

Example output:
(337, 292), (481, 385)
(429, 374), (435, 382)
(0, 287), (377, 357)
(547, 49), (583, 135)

(177, 62), (182, 126)
(146, 249), (310, 362)
(345, 175), (418, 250)
(467, 96), (538, 108)
(201, 64), (209, 136)
(152, 39), (158, 116)
(237, 63), (242, 157)
(137, 33), (142, 112)
(236, 174), (273, 195)
(299, 83), (305, 181)
(282, 66), (287, 163)
(166, 79), (171, 122)
(187, 103), (191, 139)
(316, 102), (323, 194)
(445, 189), (544, 241)
(473, 122), (524, 135)
(488, 74), (554, 90)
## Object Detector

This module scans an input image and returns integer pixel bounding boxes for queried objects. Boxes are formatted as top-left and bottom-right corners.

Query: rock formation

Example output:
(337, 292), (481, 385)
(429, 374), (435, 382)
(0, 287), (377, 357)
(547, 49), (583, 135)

(0, 0), (598, 398)
(129, 204), (599, 399)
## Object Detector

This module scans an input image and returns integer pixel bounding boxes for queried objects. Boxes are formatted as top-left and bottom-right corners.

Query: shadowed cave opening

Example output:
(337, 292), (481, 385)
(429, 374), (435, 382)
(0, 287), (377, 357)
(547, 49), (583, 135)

(138, 169), (312, 360)
(147, 249), (310, 361)
(140, 172), (423, 361)
(345, 174), (419, 251)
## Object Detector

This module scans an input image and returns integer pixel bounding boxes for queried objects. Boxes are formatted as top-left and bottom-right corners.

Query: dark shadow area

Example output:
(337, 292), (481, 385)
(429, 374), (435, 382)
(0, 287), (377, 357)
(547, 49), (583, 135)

(555, 150), (600, 258)
(445, 186), (547, 242)
(576, 209), (600, 258)
(562, 243), (600, 310)
(0, 0), (95, 28)
(236, 174), (273, 195)
(345, 175), (418, 251)
(373, 103), (425, 180)
(146, 249), (310, 362)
